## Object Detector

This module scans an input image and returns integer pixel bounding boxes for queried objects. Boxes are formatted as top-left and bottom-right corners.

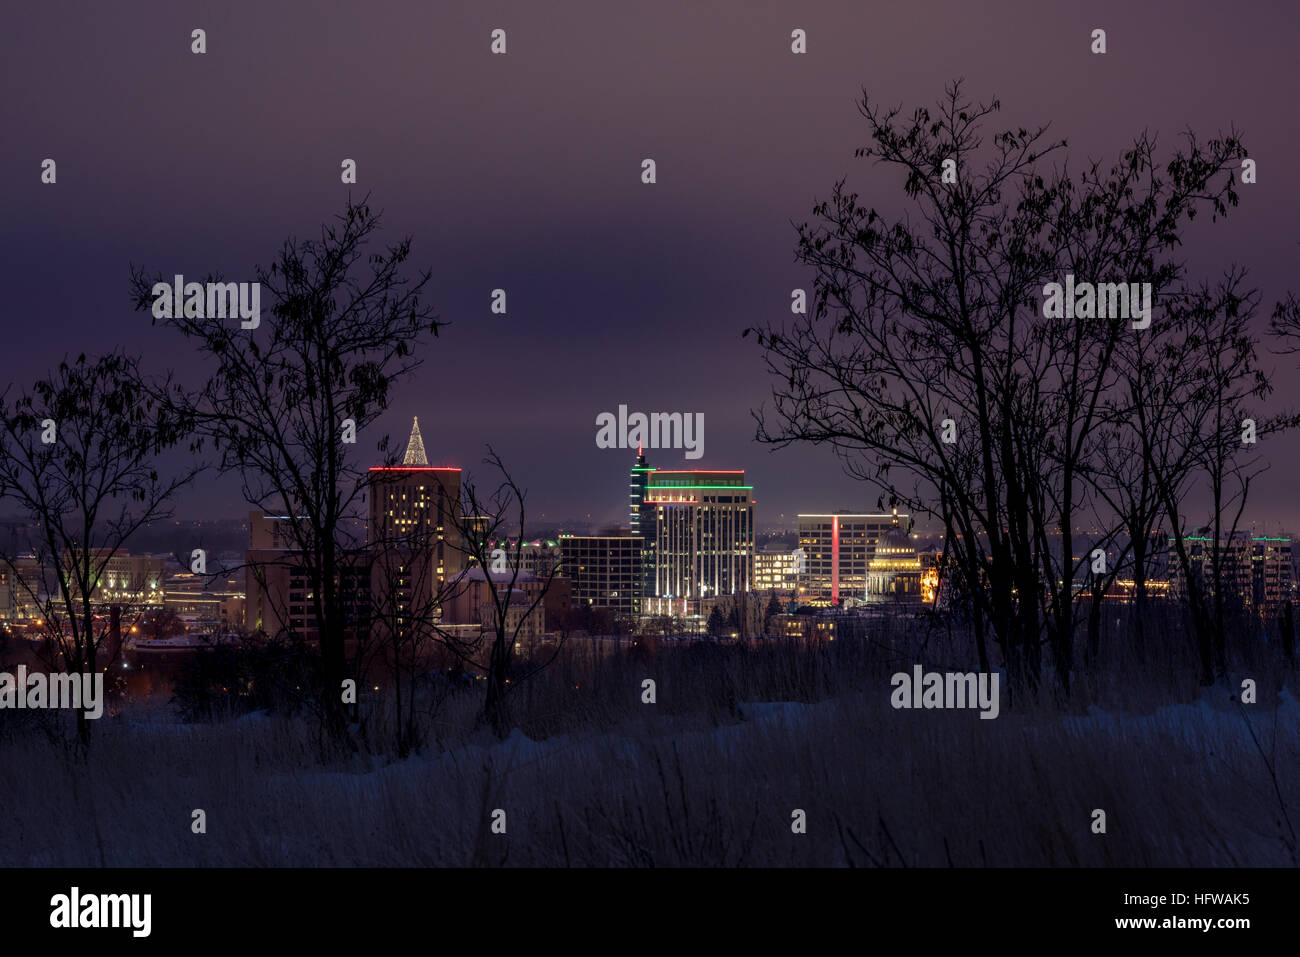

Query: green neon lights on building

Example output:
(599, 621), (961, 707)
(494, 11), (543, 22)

(647, 485), (753, 490)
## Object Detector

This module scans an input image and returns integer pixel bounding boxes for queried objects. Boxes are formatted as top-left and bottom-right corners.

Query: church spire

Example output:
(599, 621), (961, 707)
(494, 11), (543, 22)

(403, 416), (428, 465)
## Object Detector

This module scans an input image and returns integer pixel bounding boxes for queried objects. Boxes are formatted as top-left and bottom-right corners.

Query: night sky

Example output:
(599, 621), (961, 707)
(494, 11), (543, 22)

(4, 0), (1299, 531)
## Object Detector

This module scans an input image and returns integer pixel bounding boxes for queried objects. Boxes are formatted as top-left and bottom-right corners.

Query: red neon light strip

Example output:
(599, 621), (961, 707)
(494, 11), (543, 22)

(832, 515), (839, 604)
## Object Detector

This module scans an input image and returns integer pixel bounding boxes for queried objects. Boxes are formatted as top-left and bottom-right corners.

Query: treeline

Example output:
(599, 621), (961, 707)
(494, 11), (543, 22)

(751, 80), (1300, 694)
(0, 196), (550, 752)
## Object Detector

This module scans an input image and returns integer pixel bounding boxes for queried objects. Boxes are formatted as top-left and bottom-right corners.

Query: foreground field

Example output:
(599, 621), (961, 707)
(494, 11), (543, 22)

(2, 654), (1295, 866)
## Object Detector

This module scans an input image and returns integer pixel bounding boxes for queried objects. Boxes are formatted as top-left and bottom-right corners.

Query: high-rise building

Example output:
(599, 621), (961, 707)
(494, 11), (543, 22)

(629, 444), (655, 534)
(559, 529), (645, 619)
(367, 418), (463, 590)
(0, 556), (40, 620)
(245, 420), (461, 642)
(644, 470), (754, 614)
(365, 419), (465, 639)
(630, 447), (657, 600)
(1169, 531), (1293, 616)
(797, 512), (908, 605)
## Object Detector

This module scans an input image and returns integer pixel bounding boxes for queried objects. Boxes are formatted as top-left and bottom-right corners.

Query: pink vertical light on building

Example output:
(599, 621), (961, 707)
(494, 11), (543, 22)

(831, 515), (840, 605)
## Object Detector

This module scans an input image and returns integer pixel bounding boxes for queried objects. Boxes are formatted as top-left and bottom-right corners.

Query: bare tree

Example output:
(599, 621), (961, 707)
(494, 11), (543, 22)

(129, 195), (442, 742)
(749, 80), (1254, 696)
(1154, 273), (1295, 682)
(0, 352), (195, 744)
(434, 449), (563, 738)
(1089, 304), (1198, 648)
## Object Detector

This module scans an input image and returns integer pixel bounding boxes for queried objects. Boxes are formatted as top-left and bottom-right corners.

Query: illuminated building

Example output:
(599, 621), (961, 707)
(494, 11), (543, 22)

(866, 528), (929, 604)
(59, 551), (166, 610)
(630, 446), (656, 599)
(1, 552), (165, 619)
(755, 544), (799, 594)
(94, 554), (167, 607)
(559, 528), (644, 618)
(629, 444), (655, 535)
(644, 470), (753, 614)
(367, 418), (463, 589)
(364, 419), (465, 641)
(164, 572), (245, 630)
(0, 561), (40, 619)
(1169, 531), (1293, 616)
(245, 420), (461, 641)
(797, 512), (908, 605)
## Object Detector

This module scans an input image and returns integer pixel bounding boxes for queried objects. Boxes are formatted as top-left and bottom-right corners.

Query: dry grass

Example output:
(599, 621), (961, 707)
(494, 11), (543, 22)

(1, 609), (1295, 866)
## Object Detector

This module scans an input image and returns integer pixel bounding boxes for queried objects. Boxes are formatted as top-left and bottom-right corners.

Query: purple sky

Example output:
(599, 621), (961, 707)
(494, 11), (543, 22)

(4, 0), (1299, 532)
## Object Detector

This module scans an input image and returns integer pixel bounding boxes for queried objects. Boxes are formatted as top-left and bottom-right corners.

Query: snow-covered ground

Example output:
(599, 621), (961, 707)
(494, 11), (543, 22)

(2, 680), (1295, 866)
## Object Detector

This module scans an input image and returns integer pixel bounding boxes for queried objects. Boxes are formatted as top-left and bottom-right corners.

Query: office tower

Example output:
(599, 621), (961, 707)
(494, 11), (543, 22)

(365, 419), (464, 639)
(644, 470), (754, 614)
(1169, 530), (1293, 616)
(559, 528), (645, 619)
(368, 418), (463, 586)
(797, 512), (908, 605)
(629, 446), (656, 601)
(629, 443), (655, 534)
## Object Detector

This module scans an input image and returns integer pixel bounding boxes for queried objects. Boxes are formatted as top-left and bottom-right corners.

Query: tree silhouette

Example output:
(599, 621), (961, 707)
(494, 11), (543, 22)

(434, 449), (562, 739)
(0, 352), (195, 744)
(706, 605), (725, 637)
(749, 80), (1286, 694)
(764, 590), (782, 633)
(129, 195), (442, 743)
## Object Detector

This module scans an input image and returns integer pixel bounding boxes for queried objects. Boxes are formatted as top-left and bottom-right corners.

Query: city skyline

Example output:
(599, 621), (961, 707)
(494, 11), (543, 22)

(3, 1), (1299, 902)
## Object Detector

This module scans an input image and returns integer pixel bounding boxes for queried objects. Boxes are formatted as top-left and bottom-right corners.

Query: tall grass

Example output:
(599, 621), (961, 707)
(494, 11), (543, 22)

(0, 608), (1294, 866)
